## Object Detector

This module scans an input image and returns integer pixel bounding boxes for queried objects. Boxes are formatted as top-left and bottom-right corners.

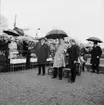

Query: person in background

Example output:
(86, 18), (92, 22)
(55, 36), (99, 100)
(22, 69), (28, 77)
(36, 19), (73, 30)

(80, 46), (87, 72)
(90, 42), (102, 74)
(0, 40), (10, 71)
(22, 41), (31, 69)
(8, 38), (18, 71)
(23, 41), (28, 57)
(67, 39), (79, 83)
(49, 42), (57, 59)
(8, 38), (18, 59)
(52, 38), (67, 80)
(16, 39), (23, 57)
(26, 41), (32, 69)
(36, 37), (49, 75)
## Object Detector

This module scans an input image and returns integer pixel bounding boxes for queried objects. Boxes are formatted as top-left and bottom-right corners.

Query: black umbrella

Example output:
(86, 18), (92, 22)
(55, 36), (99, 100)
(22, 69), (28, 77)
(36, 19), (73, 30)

(14, 27), (24, 36)
(3, 29), (19, 36)
(16, 35), (36, 43)
(45, 29), (68, 39)
(86, 37), (103, 43)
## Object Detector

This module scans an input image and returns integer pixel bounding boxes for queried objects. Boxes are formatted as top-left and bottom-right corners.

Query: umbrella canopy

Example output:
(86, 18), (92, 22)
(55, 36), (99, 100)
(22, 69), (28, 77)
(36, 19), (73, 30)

(35, 37), (47, 41)
(3, 29), (19, 36)
(45, 29), (68, 39)
(16, 35), (36, 50)
(16, 36), (36, 43)
(86, 37), (103, 43)
(14, 27), (24, 36)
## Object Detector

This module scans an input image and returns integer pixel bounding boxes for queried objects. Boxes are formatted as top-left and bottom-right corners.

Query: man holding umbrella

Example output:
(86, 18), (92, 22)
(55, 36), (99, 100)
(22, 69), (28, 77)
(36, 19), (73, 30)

(45, 29), (68, 79)
(87, 37), (102, 74)
(90, 42), (102, 74)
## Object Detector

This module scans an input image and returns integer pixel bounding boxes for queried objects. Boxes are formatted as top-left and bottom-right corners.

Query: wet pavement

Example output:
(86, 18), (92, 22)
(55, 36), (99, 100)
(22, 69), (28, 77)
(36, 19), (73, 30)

(0, 67), (104, 105)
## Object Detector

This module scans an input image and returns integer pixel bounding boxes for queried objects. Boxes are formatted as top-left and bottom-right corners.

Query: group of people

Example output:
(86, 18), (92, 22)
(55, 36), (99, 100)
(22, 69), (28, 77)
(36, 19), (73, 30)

(35, 37), (82, 83)
(35, 37), (102, 83)
(1, 35), (102, 79)
(1, 38), (32, 71)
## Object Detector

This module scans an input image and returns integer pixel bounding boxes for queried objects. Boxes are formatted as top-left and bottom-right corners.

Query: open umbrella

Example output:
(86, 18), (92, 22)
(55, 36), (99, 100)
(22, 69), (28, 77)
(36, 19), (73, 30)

(45, 29), (68, 39)
(86, 37), (103, 43)
(16, 35), (36, 43)
(14, 27), (24, 36)
(3, 29), (19, 37)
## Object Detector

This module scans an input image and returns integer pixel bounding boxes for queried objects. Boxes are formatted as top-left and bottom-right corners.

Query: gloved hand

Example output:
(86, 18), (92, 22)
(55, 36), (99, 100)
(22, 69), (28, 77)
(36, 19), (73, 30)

(74, 61), (77, 63)
(97, 56), (99, 58)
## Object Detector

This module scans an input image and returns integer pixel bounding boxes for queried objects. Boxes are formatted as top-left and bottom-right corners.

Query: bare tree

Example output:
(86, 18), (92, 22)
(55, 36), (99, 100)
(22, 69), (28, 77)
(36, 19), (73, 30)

(0, 14), (8, 34)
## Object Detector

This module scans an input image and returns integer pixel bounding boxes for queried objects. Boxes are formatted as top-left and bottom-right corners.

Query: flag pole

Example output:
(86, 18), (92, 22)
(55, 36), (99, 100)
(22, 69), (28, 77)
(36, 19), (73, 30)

(14, 14), (17, 28)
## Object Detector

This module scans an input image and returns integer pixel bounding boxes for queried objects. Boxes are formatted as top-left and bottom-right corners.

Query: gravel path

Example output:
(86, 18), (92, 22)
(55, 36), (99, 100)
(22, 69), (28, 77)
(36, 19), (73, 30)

(0, 67), (104, 105)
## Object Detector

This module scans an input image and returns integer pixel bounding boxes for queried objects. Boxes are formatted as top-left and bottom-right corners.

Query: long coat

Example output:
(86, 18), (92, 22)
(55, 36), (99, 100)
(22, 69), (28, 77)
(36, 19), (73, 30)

(67, 45), (79, 69)
(90, 46), (102, 65)
(53, 43), (67, 68)
(23, 41), (28, 57)
(36, 43), (49, 64)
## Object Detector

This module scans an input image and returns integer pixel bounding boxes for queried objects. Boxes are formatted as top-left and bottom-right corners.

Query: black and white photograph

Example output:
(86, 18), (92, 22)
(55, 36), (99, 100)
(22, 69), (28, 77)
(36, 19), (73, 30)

(0, 0), (104, 105)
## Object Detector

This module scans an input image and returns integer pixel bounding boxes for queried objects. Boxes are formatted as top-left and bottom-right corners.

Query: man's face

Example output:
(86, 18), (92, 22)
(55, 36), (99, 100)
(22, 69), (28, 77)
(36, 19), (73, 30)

(41, 39), (45, 44)
(59, 38), (63, 44)
(70, 41), (75, 45)
(93, 43), (97, 47)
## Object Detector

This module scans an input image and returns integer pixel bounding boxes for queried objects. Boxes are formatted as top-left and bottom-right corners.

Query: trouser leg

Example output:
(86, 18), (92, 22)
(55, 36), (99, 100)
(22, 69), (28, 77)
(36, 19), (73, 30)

(71, 64), (76, 82)
(71, 69), (76, 82)
(91, 64), (95, 72)
(38, 64), (41, 74)
(42, 64), (45, 75)
(82, 62), (85, 72)
(52, 67), (58, 78)
(95, 64), (99, 74)
(7, 59), (10, 72)
(58, 67), (63, 80)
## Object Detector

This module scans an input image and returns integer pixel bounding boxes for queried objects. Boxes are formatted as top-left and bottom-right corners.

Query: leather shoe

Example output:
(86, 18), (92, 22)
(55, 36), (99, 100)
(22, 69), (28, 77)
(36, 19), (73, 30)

(52, 76), (56, 78)
(59, 78), (62, 80)
(91, 71), (95, 73)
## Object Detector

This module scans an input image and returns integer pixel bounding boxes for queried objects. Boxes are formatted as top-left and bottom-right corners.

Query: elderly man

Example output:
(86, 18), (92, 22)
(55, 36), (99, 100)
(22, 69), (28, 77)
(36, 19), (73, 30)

(36, 37), (49, 75)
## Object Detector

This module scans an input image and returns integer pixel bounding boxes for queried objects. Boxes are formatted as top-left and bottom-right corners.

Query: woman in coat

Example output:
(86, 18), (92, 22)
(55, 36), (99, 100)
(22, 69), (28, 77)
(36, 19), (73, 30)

(52, 38), (67, 80)
(36, 37), (49, 75)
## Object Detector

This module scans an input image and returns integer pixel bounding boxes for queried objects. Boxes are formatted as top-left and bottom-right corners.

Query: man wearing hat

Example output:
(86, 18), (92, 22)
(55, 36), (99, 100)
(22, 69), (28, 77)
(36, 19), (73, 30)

(35, 37), (49, 75)
(90, 42), (102, 74)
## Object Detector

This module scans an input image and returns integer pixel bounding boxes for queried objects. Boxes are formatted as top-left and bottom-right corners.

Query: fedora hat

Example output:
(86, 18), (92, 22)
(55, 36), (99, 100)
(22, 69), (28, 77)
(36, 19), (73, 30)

(39, 37), (47, 41)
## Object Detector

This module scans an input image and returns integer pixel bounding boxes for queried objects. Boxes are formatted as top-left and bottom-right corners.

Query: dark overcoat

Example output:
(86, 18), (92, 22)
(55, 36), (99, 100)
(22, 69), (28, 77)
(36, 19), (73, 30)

(67, 45), (79, 68)
(90, 46), (102, 65)
(36, 43), (49, 64)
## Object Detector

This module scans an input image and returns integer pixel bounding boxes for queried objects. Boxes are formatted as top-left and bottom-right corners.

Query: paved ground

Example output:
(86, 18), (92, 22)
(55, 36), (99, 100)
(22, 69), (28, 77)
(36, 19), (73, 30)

(0, 67), (104, 105)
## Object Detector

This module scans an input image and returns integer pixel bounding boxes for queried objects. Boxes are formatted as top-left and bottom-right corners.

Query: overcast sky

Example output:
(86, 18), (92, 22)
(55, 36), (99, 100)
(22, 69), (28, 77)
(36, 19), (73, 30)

(1, 0), (104, 46)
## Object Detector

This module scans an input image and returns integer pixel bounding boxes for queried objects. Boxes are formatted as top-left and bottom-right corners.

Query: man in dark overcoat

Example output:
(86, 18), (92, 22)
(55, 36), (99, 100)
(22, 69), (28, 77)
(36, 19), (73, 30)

(36, 37), (49, 75)
(67, 39), (79, 82)
(90, 42), (102, 74)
